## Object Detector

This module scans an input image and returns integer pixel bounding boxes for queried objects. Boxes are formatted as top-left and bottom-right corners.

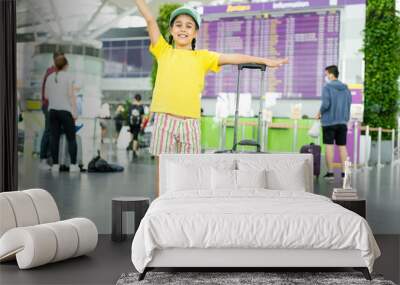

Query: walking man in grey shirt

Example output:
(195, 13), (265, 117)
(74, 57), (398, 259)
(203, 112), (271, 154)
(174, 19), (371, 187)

(316, 65), (352, 179)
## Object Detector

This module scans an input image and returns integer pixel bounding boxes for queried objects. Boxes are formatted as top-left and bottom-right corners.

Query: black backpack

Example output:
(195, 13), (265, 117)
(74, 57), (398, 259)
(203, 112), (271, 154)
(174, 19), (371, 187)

(130, 106), (141, 126)
(88, 151), (124, 173)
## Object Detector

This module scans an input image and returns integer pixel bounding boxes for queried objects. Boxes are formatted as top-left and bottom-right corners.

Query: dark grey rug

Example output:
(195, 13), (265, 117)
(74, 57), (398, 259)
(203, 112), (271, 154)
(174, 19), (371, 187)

(116, 272), (396, 285)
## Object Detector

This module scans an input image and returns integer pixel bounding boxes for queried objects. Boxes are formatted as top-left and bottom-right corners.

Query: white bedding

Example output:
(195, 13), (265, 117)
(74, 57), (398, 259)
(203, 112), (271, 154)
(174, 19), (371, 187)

(131, 190), (380, 273)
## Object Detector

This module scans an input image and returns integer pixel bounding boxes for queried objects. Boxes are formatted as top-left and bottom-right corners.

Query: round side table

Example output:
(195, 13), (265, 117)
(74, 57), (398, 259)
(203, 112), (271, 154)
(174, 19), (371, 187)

(111, 197), (150, 242)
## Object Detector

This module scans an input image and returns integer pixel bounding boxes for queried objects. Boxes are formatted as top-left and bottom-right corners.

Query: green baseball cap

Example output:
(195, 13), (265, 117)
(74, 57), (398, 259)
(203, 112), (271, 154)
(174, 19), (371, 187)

(169, 6), (202, 29)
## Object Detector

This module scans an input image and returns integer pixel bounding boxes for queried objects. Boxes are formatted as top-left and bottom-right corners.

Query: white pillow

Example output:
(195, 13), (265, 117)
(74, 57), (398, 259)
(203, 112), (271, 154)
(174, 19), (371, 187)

(236, 169), (267, 189)
(167, 162), (211, 191)
(211, 168), (236, 190)
(266, 163), (306, 191)
(237, 160), (308, 191)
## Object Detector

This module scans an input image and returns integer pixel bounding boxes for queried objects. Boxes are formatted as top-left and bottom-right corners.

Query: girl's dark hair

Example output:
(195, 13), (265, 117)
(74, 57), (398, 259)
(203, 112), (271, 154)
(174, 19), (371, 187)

(169, 15), (198, 51)
(192, 38), (196, 51)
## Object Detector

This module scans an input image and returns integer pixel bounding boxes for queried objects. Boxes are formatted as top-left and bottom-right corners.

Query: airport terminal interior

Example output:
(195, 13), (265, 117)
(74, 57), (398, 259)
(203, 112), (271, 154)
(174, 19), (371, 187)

(1, 0), (399, 284)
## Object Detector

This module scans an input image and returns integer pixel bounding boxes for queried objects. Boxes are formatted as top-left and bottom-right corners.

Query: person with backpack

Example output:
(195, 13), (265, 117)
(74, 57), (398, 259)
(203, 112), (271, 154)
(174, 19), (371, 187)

(128, 94), (145, 158)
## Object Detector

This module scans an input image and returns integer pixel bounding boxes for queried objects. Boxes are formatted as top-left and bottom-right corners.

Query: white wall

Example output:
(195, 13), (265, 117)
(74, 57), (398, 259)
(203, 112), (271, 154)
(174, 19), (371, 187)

(340, 4), (366, 85)
(17, 43), (35, 87)
(101, 77), (151, 91)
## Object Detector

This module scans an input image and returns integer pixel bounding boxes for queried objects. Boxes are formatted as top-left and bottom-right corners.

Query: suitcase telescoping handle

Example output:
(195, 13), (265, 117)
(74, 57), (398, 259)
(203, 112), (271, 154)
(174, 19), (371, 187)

(232, 63), (267, 152)
(238, 63), (267, 71)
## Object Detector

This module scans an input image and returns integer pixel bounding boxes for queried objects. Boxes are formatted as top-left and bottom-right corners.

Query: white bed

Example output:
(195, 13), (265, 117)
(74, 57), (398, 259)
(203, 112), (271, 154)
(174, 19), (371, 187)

(131, 154), (380, 280)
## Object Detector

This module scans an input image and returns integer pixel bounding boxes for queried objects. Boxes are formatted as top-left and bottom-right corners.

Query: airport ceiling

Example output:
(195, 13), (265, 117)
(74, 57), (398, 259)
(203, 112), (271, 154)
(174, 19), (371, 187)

(16, 0), (249, 42)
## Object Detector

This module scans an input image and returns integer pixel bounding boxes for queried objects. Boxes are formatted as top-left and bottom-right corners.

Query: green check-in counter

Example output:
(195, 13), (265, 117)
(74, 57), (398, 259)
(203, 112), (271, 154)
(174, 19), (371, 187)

(200, 116), (324, 153)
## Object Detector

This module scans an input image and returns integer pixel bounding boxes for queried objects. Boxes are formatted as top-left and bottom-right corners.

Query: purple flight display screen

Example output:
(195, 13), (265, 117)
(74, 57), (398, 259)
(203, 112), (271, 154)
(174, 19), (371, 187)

(197, 11), (340, 99)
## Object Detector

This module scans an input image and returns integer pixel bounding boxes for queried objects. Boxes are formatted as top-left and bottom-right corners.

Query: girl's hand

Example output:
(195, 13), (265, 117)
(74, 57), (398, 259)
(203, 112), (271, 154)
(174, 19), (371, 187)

(265, 57), (289, 68)
(135, 0), (160, 45)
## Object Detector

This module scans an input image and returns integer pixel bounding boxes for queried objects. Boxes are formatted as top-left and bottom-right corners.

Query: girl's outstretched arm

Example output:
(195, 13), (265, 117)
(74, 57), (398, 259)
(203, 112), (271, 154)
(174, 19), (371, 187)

(218, 53), (289, 68)
(135, 0), (160, 45)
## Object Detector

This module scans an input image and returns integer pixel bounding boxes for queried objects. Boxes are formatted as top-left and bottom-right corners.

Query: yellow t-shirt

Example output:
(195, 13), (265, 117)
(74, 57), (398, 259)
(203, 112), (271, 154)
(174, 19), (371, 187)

(149, 36), (221, 119)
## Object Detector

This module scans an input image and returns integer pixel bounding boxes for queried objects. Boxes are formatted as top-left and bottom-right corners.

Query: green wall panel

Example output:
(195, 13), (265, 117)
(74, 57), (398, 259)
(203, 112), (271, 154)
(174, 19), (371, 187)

(201, 116), (325, 153)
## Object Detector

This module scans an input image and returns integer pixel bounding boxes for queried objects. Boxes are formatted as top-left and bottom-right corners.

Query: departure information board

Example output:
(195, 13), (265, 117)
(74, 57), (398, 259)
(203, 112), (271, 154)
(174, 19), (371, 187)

(197, 11), (340, 98)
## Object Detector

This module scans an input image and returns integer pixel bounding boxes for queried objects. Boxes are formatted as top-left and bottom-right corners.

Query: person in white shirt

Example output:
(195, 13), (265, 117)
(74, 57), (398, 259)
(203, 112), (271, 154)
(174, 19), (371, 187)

(44, 56), (79, 173)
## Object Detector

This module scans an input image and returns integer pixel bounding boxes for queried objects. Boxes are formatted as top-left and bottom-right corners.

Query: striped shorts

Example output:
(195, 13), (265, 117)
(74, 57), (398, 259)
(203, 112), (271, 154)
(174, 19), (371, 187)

(149, 113), (201, 156)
